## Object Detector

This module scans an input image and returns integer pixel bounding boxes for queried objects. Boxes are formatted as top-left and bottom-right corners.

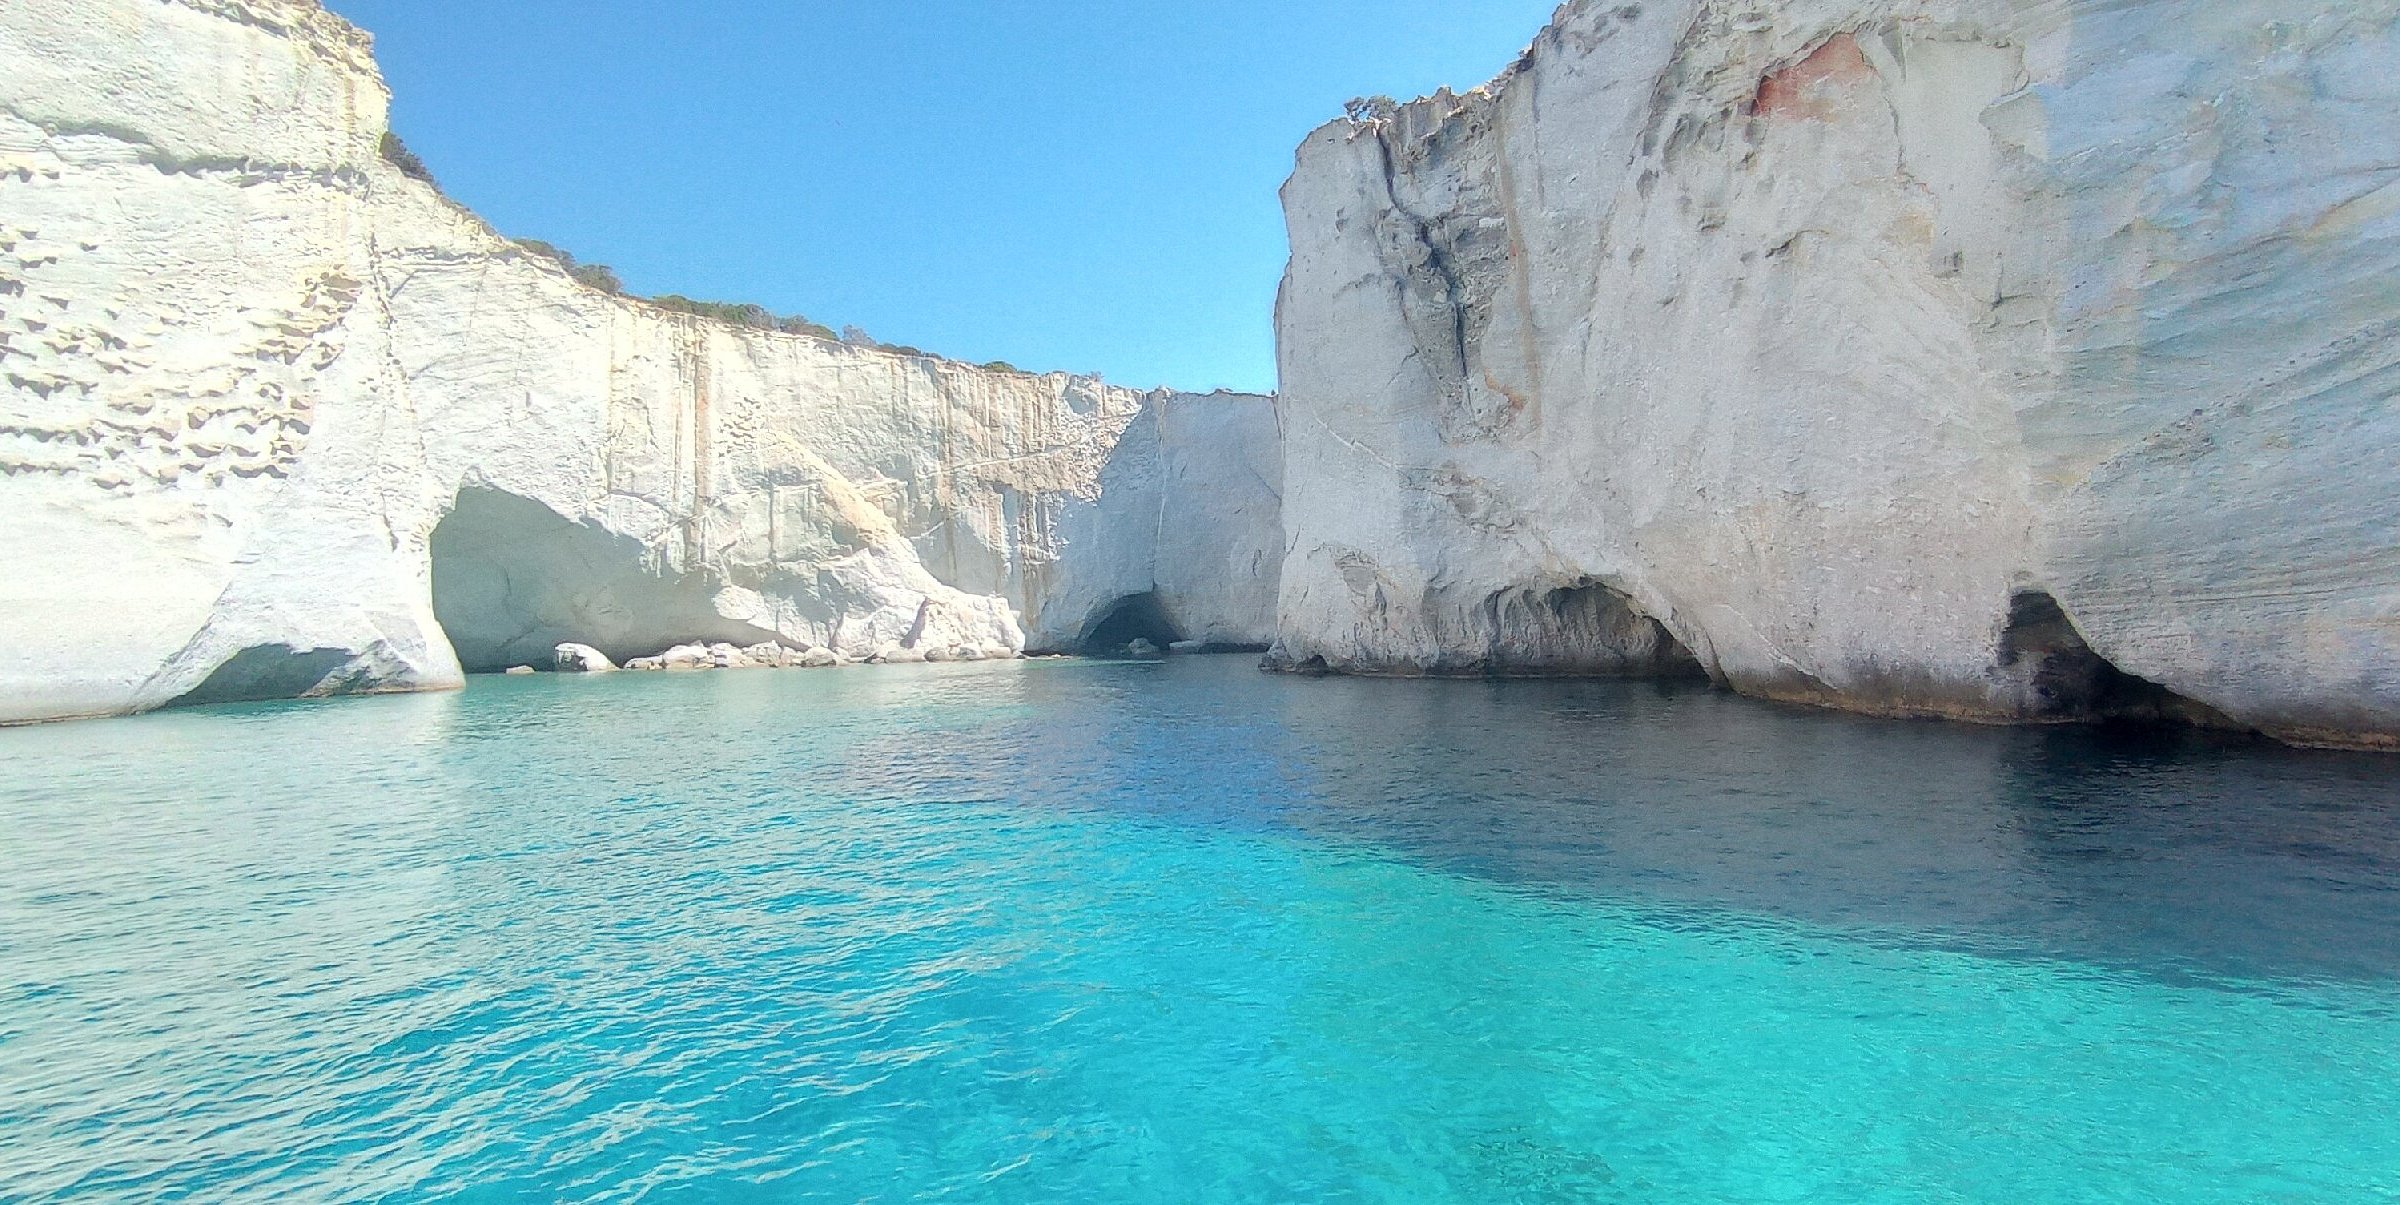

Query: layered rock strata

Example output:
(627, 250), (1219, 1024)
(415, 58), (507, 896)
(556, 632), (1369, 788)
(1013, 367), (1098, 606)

(0, 0), (1279, 723)
(1271, 0), (2400, 749)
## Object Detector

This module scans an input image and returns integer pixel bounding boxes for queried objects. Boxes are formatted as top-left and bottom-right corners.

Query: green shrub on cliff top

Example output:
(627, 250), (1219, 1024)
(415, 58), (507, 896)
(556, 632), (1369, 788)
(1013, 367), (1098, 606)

(649, 293), (838, 340)
(569, 263), (624, 294)
(379, 132), (436, 187)
(651, 296), (778, 330)
(779, 316), (839, 341)
(500, 242), (873, 348)
(512, 238), (625, 296)
(516, 238), (573, 267)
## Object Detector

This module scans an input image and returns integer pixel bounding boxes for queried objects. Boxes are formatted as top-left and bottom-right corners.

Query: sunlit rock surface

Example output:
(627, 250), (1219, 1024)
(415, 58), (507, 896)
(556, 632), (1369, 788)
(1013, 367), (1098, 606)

(1270, 0), (2400, 748)
(0, 0), (1279, 722)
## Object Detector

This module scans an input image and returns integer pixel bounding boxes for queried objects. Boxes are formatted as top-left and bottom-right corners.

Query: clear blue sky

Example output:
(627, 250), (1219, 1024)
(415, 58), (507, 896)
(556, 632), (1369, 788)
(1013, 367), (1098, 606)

(325, 0), (1561, 393)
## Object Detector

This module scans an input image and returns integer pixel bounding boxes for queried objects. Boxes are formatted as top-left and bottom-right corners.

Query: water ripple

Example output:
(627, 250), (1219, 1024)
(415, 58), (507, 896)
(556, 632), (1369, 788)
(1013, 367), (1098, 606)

(3, 661), (2399, 1200)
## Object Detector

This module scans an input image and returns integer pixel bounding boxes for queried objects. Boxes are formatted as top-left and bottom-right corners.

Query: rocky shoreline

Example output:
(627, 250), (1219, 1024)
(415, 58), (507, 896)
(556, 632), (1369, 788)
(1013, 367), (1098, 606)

(607, 639), (1004, 674)
(520, 636), (1202, 678)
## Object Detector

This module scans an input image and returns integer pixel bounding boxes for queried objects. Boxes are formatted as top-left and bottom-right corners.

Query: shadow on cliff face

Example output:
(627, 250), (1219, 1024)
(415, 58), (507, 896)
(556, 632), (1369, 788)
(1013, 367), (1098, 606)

(1264, 577), (1707, 679)
(429, 486), (776, 672)
(170, 645), (365, 707)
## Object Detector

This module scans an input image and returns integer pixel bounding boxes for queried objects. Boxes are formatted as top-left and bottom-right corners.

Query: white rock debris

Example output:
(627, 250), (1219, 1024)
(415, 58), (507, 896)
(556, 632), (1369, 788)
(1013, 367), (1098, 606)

(0, 0), (1281, 723)
(553, 644), (615, 674)
(1269, 0), (2400, 749)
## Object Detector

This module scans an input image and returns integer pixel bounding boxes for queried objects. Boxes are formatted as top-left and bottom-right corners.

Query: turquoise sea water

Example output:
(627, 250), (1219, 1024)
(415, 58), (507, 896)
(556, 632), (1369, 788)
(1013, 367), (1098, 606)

(4, 658), (2399, 1202)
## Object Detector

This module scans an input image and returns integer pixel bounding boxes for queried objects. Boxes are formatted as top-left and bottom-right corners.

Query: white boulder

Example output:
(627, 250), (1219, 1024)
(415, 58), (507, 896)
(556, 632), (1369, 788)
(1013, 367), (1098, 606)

(554, 643), (616, 674)
(657, 644), (713, 671)
(741, 642), (795, 668)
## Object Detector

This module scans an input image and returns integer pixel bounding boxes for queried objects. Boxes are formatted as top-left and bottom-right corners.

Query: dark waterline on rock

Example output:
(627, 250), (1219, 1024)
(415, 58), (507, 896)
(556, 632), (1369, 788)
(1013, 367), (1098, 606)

(4, 658), (2398, 1200)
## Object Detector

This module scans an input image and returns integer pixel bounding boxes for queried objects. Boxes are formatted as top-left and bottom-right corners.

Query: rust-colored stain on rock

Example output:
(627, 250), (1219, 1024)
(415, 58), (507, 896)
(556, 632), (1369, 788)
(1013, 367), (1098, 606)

(1754, 34), (1875, 121)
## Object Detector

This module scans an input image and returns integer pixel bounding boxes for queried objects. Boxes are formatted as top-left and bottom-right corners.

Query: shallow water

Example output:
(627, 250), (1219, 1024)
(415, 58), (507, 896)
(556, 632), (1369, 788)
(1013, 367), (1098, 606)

(4, 657), (2399, 1202)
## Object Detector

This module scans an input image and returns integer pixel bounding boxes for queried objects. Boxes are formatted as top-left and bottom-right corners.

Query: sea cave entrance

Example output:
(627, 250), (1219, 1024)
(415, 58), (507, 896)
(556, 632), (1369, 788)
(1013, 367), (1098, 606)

(1481, 579), (1708, 678)
(428, 485), (773, 673)
(1077, 591), (1184, 656)
(1997, 590), (2242, 732)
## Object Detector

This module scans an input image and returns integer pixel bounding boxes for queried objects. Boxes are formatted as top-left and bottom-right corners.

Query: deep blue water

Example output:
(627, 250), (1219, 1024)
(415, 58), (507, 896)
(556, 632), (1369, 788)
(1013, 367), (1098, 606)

(3, 657), (2399, 1201)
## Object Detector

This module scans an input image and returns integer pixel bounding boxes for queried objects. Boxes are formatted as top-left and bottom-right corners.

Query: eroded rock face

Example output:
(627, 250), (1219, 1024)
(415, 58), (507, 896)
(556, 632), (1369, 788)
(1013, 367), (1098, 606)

(1019, 389), (1285, 653)
(1272, 0), (2400, 748)
(0, 0), (1280, 723)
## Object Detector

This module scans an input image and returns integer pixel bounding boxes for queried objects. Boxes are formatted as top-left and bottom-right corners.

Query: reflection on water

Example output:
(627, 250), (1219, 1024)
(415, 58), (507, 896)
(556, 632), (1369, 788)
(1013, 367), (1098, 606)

(1247, 672), (2400, 986)
(3, 657), (2397, 1201)
(872, 658), (2400, 985)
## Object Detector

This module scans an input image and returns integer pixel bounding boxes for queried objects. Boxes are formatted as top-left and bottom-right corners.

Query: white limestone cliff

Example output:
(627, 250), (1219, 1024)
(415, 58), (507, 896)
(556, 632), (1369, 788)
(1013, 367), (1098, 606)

(11, 0), (2396, 754)
(1271, 0), (2400, 749)
(0, 0), (1280, 722)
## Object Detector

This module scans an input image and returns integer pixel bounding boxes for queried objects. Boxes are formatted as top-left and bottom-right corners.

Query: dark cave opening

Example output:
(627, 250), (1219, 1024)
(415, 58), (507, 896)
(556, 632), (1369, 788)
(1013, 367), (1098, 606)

(170, 644), (358, 708)
(1483, 578), (1709, 678)
(1999, 590), (2242, 732)
(1547, 580), (1708, 677)
(1078, 592), (1184, 656)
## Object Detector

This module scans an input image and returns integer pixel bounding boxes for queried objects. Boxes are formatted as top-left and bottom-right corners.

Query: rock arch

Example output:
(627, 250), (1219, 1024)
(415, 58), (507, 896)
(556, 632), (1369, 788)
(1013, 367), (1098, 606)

(428, 485), (776, 673)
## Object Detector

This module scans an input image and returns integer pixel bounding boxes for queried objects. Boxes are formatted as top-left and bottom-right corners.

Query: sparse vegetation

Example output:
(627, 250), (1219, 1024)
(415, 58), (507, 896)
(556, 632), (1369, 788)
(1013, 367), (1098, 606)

(643, 297), (837, 342)
(570, 263), (623, 294)
(651, 296), (777, 330)
(513, 238), (624, 295)
(501, 240), (973, 361)
(388, 149), (1012, 370)
(516, 238), (572, 266)
(833, 326), (926, 360)
(379, 131), (436, 186)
